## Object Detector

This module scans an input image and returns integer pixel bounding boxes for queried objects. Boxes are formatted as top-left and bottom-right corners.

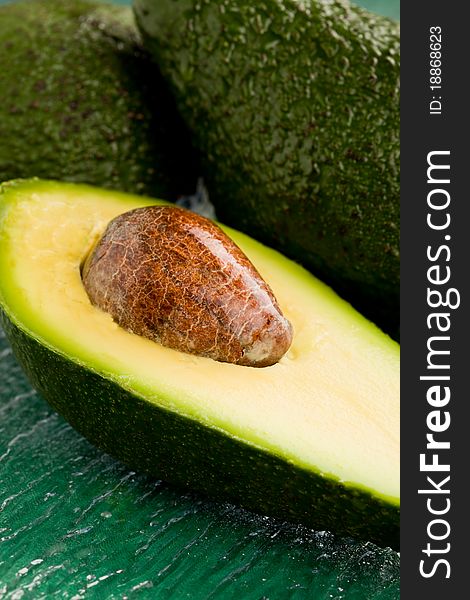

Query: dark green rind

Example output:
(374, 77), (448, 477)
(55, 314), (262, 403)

(133, 0), (400, 336)
(0, 0), (199, 199)
(0, 310), (399, 550)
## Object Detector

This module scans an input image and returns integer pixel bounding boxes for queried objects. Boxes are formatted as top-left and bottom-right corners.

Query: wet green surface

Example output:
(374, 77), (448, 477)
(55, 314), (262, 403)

(0, 328), (399, 598)
(353, 0), (399, 19)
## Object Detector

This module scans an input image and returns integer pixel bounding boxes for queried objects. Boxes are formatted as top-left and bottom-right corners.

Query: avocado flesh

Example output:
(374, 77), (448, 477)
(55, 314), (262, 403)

(0, 0), (198, 198)
(0, 179), (399, 547)
(133, 0), (400, 336)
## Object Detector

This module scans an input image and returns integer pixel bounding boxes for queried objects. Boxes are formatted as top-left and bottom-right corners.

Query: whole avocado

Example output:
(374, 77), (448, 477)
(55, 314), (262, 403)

(134, 0), (400, 335)
(0, 0), (199, 199)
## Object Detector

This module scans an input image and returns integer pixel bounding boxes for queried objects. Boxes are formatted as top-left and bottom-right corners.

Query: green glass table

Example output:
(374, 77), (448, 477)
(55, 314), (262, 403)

(0, 1), (399, 597)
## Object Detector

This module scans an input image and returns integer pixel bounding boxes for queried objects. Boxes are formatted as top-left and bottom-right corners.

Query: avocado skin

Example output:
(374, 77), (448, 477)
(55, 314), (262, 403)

(0, 311), (399, 549)
(0, 0), (199, 199)
(134, 0), (400, 336)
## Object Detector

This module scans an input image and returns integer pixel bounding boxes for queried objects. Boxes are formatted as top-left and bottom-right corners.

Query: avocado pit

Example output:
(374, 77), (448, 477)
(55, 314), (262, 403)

(82, 205), (293, 367)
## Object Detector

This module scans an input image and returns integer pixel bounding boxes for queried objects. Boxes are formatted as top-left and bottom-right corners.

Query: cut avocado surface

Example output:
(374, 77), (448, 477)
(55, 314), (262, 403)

(0, 179), (399, 547)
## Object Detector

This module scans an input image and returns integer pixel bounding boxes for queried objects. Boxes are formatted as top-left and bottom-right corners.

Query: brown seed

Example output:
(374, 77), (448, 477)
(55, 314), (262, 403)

(82, 206), (293, 367)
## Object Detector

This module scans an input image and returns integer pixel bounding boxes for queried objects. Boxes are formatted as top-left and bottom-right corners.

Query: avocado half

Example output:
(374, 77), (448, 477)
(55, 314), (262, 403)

(0, 180), (399, 548)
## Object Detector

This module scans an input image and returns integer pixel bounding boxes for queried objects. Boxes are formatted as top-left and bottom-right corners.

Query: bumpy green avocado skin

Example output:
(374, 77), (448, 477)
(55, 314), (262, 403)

(0, 313), (399, 549)
(133, 0), (400, 335)
(0, 0), (199, 199)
